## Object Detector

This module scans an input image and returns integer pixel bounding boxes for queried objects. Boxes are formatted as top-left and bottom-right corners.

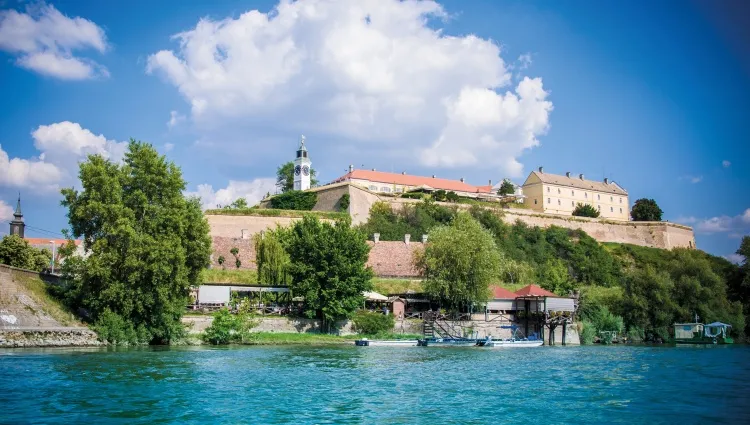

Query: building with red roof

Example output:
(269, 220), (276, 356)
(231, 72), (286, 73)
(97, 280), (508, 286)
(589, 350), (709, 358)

(514, 284), (558, 298)
(331, 168), (496, 198)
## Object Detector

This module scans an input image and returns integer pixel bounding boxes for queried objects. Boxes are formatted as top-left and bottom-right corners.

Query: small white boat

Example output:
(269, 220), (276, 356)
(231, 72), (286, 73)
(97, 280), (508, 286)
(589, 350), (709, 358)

(481, 337), (543, 348)
(354, 339), (419, 347)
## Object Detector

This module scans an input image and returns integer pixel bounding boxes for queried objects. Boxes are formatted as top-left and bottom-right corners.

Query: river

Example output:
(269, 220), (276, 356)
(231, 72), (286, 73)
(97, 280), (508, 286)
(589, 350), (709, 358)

(1, 344), (749, 424)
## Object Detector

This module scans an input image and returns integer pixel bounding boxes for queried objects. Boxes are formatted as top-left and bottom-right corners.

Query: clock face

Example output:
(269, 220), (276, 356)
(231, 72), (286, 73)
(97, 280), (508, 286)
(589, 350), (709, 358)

(294, 165), (301, 176)
(302, 165), (310, 176)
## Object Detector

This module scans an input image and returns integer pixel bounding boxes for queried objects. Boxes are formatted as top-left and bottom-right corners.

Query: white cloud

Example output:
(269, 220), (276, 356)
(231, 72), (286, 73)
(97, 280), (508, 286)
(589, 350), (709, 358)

(187, 179), (277, 209)
(679, 175), (703, 184)
(146, 0), (552, 177)
(0, 200), (15, 221)
(518, 53), (532, 69)
(0, 3), (108, 79)
(692, 208), (750, 235)
(725, 254), (744, 265)
(674, 216), (697, 225)
(0, 122), (126, 191)
(722, 160), (731, 168)
(167, 111), (185, 129)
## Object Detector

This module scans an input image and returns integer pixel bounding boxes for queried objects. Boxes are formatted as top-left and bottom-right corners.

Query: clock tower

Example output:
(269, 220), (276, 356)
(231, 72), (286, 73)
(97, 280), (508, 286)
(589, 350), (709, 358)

(9, 193), (24, 238)
(293, 135), (311, 191)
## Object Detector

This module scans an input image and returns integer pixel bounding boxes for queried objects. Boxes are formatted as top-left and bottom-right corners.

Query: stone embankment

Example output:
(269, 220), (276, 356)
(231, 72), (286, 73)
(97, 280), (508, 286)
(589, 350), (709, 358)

(0, 264), (100, 348)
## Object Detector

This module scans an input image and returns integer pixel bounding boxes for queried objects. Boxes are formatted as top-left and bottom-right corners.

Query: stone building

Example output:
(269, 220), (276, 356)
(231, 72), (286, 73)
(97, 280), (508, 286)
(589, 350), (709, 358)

(522, 167), (630, 221)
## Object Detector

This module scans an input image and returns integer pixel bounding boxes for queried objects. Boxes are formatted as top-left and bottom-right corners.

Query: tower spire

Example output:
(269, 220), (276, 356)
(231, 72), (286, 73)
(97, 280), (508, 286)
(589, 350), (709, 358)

(10, 192), (25, 238)
(14, 192), (22, 219)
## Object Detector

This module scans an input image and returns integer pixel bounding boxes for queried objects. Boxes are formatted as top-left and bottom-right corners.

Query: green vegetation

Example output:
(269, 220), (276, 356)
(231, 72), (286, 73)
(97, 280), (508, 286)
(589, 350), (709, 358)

(203, 308), (258, 345)
(286, 216), (374, 331)
(276, 161), (318, 192)
(5, 271), (81, 327)
(572, 203), (600, 218)
(201, 268), (257, 284)
(361, 198), (748, 340)
(58, 141), (211, 345)
(497, 179), (515, 196)
(372, 278), (423, 295)
(414, 212), (501, 308)
(338, 193), (350, 211)
(0, 235), (52, 272)
(630, 198), (663, 221)
(270, 191), (318, 210)
(352, 311), (395, 334)
(205, 208), (347, 220)
(255, 228), (290, 285)
(223, 198), (248, 209)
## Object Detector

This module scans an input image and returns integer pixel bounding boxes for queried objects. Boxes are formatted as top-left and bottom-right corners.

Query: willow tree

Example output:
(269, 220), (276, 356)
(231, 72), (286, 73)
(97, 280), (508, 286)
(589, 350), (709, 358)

(414, 212), (501, 309)
(60, 141), (211, 344)
(255, 228), (291, 285)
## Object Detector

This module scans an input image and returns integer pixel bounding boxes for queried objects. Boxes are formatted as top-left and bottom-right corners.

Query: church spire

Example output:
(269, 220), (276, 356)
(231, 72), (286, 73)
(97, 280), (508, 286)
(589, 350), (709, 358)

(10, 192), (25, 238)
(14, 192), (22, 220)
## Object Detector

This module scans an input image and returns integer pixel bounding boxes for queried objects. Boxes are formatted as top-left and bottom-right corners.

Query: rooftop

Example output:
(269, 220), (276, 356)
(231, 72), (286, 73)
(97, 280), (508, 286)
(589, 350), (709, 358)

(526, 169), (627, 195)
(333, 169), (493, 194)
(514, 284), (559, 298)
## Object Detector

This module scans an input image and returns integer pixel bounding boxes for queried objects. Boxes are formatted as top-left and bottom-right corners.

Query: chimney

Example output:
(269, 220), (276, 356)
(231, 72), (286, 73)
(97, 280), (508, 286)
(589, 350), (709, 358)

(565, 172), (571, 178)
(579, 173), (584, 180)
(349, 164), (353, 173)
(373, 233), (380, 243)
(432, 175), (436, 178)
(422, 234), (428, 243)
(604, 177), (609, 184)
(372, 168), (376, 171)
(404, 234), (411, 245)
(538, 166), (544, 173)
(460, 177), (465, 183)
(402, 171), (406, 175)
(488, 179), (492, 186)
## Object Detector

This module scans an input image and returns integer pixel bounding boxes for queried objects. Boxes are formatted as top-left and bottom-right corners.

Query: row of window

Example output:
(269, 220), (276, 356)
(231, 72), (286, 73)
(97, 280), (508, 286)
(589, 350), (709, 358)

(368, 185), (404, 193)
(546, 186), (623, 203)
(534, 198), (623, 214)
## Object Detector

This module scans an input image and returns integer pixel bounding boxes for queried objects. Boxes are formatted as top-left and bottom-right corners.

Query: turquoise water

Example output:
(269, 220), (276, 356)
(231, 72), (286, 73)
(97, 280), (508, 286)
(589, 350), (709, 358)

(1, 345), (749, 424)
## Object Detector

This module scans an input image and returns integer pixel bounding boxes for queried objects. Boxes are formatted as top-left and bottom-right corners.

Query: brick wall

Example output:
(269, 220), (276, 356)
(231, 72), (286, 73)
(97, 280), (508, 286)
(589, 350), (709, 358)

(366, 241), (423, 277)
(211, 237), (257, 270)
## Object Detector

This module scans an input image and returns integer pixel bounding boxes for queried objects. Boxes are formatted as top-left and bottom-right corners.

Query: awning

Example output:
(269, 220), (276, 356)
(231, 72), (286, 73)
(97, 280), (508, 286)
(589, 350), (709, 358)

(705, 322), (731, 327)
(363, 291), (389, 301)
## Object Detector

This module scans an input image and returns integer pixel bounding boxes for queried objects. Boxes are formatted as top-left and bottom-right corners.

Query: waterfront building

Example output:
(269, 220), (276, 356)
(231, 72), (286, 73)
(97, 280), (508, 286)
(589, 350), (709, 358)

(521, 167), (630, 221)
(331, 167), (494, 198)
(293, 135), (312, 191)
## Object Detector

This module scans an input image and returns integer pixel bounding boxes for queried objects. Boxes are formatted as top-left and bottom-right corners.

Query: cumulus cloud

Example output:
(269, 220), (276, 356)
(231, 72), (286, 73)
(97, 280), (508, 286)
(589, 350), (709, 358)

(722, 160), (731, 168)
(0, 122), (126, 191)
(0, 199), (15, 221)
(725, 253), (744, 265)
(146, 0), (552, 177)
(187, 179), (277, 209)
(167, 111), (185, 129)
(685, 208), (750, 235)
(518, 53), (532, 69)
(0, 3), (108, 79)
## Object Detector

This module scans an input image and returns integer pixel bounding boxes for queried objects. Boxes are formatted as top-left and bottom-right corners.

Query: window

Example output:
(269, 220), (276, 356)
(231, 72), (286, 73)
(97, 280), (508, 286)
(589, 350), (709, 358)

(610, 207), (613, 212)
(395, 187), (403, 193)
(534, 199), (538, 205)
(368, 185), (377, 191)
(547, 187), (550, 193)
(558, 199), (561, 205)
(597, 205), (601, 210)
(585, 193), (588, 199)
(557, 188), (561, 194)
(571, 201), (574, 207)
(610, 196), (613, 202)
(381, 187), (391, 193)
(547, 198), (551, 204)
(619, 197), (622, 204)
(572, 190), (575, 196)
(619, 208), (622, 213)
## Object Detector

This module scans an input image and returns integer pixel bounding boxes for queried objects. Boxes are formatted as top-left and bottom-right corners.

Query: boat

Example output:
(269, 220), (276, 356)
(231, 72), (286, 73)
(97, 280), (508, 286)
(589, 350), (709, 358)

(354, 338), (419, 347)
(417, 338), (479, 347)
(476, 325), (543, 348)
(673, 322), (734, 345)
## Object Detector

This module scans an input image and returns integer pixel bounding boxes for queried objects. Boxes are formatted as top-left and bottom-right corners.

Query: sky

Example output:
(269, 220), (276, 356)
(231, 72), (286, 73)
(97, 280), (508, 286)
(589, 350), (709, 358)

(0, 0), (748, 261)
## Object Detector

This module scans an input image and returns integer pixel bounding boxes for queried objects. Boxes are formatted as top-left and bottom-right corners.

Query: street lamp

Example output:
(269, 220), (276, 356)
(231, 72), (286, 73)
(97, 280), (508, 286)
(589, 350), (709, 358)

(49, 240), (56, 274)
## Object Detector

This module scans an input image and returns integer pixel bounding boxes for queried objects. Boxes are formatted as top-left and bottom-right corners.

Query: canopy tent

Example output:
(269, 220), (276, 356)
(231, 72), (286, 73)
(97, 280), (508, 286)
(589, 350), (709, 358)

(363, 291), (389, 301)
(704, 322), (732, 338)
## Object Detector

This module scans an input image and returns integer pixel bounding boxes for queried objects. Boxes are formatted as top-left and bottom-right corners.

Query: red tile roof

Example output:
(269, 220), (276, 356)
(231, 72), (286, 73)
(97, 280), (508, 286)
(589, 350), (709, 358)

(491, 286), (517, 299)
(334, 169), (492, 193)
(25, 238), (82, 246)
(514, 284), (558, 297)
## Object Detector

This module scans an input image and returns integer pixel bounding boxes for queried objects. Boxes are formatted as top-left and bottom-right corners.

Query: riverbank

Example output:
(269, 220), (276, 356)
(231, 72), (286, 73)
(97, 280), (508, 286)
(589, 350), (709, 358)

(183, 331), (422, 346)
(0, 328), (102, 348)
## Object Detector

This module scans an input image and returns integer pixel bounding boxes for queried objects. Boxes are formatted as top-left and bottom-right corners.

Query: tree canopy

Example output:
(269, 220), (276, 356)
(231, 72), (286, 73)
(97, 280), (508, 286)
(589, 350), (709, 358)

(269, 191), (318, 210)
(572, 203), (600, 218)
(0, 235), (52, 272)
(285, 215), (373, 330)
(631, 198), (663, 221)
(497, 179), (515, 196)
(59, 141), (211, 344)
(276, 161), (318, 192)
(414, 212), (501, 308)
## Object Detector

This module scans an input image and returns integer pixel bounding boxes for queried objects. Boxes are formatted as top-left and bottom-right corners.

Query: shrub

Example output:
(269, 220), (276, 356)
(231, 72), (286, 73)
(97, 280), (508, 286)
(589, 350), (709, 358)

(401, 192), (424, 200)
(270, 191), (318, 210)
(433, 190), (447, 202)
(352, 310), (395, 335)
(338, 193), (350, 211)
(203, 308), (258, 345)
(445, 191), (460, 202)
(579, 320), (596, 344)
(94, 309), (147, 345)
(572, 203), (600, 218)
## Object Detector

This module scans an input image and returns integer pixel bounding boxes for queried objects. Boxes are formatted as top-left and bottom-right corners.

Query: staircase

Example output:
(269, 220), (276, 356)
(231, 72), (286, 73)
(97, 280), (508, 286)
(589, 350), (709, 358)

(423, 315), (435, 338)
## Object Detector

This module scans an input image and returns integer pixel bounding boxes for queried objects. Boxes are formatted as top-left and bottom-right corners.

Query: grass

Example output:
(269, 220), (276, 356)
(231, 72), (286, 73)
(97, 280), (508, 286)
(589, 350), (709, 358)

(372, 278), (424, 295)
(11, 272), (82, 327)
(205, 208), (348, 220)
(201, 268), (258, 284)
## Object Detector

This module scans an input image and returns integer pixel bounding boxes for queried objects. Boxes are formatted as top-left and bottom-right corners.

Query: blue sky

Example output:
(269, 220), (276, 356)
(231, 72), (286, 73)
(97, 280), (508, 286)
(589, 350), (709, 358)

(0, 0), (748, 260)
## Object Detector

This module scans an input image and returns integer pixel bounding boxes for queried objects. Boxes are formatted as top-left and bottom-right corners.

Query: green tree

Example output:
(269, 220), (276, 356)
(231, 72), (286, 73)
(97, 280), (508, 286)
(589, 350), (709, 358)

(572, 203), (600, 218)
(285, 215), (373, 331)
(0, 235), (52, 272)
(203, 307), (258, 345)
(630, 198), (663, 221)
(445, 191), (460, 202)
(497, 179), (515, 196)
(432, 190), (447, 202)
(59, 140), (211, 344)
(269, 191), (318, 210)
(276, 161), (318, 192)
(255, 229), (290, 285)
(414, 212), (501, 309)
(225, 198), (248, 209)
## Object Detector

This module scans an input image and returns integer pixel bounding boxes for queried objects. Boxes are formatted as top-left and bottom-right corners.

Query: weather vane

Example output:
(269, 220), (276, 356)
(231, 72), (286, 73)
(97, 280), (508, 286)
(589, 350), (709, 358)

(300, 134), (306, 147)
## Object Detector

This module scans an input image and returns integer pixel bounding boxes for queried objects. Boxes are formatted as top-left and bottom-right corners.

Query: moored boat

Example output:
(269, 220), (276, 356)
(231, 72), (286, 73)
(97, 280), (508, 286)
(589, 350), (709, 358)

(477, 325), (543, 348)
(417, 338), (479, 347)
(354, 339), (419, 347)
(673, 322), (734, 345)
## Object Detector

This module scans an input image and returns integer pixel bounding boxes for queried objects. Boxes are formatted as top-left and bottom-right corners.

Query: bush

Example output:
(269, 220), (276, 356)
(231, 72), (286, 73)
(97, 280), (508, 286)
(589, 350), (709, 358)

(352, 310), (395, 335)
(94, 309), (148, 345)
(572, 203), (600, 218)
(579, 320), (596, 344)
(270, 191), (318, 210)
(401, 192), (424, 199)
(338, 193), (350, 211)
(203, 308), (258, 345)
(445, 191), (460, 202)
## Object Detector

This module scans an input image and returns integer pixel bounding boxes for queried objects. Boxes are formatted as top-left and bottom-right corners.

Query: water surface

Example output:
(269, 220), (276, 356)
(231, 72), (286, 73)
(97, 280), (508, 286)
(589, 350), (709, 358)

(1, 344), (749, 424)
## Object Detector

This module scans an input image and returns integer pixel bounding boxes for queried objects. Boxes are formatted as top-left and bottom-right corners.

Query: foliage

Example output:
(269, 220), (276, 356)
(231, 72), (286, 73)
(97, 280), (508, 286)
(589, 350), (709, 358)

(286, 215), (374, 331)
(59, 141), (212, 344)
(338, 193), (350, 212)
(497, 179), (515, 196)
(729, 236), (750, 335)
(203, 308), (258, 345)
(433, 190), (447, 202)
(372, 278), (423, 295)
(401, 192), (424, 200)
(358, 200), (456, 241)
(217, 256), (225, 269)
(0, 235), (52, 272)
(276, 161), (319, 193)
(630, 198), (663, 221)
(223, 198), (248, 209)
(445, 191), (460, 202)
(572, 203), (600, 218)
(255, 228), (290, 285)
(414, 212), (500, 308)
(93, 309), (147, 345)
(579, 320), (596, 345)
(269, 191), (318, 210)
(352, 310), (395, 335)
(205, 207), (347, 220)
(201, 268), (257, 284)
